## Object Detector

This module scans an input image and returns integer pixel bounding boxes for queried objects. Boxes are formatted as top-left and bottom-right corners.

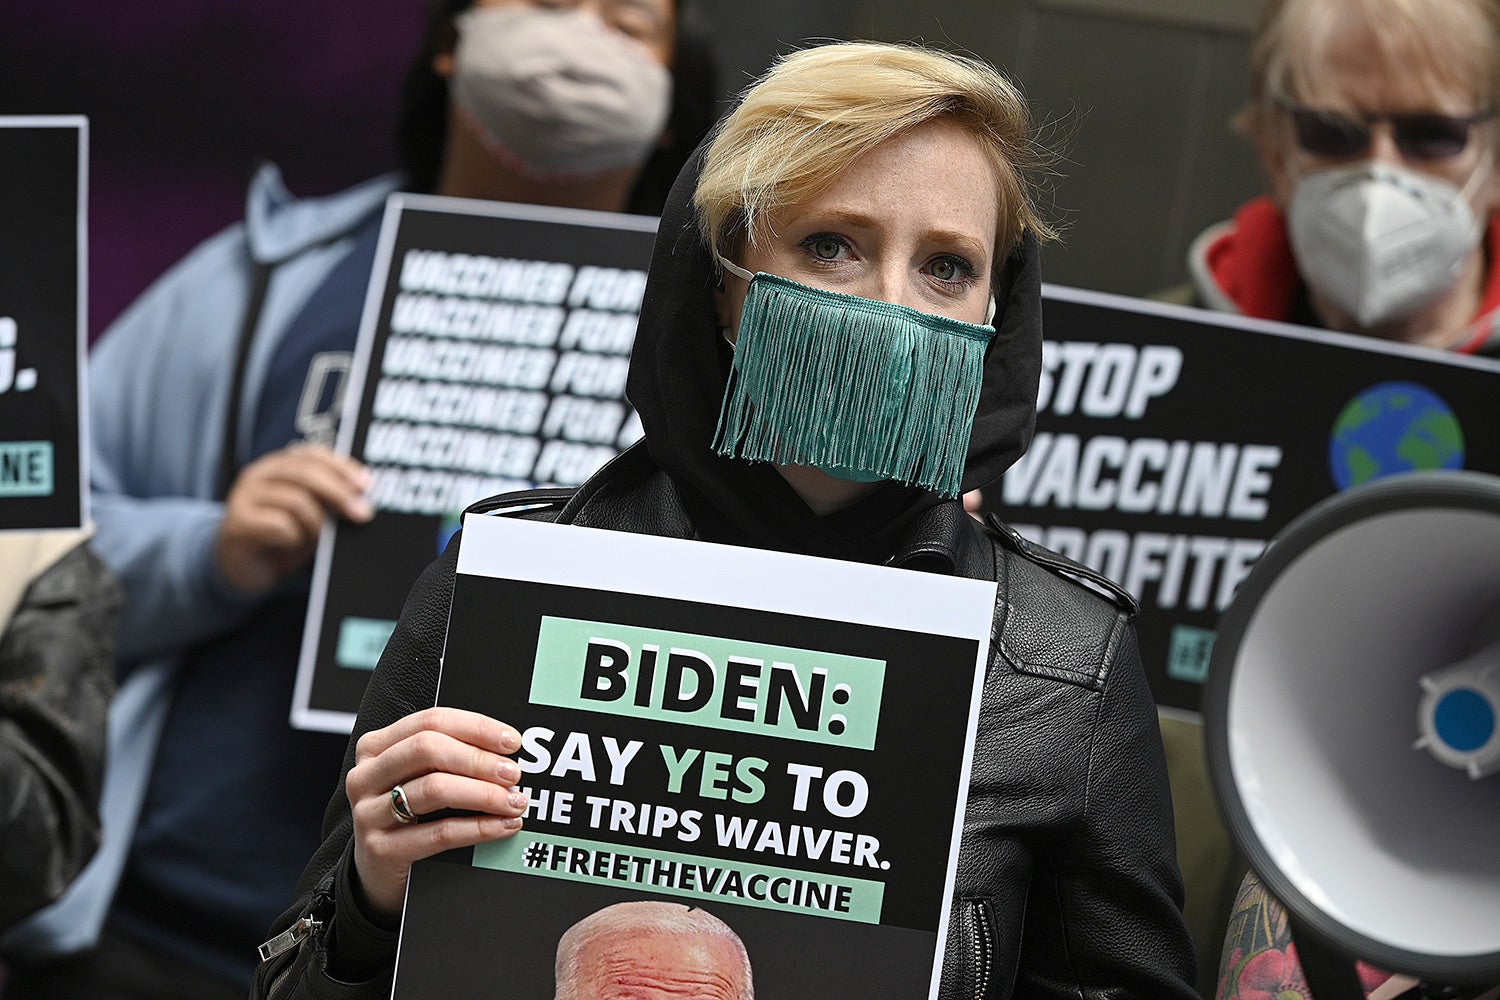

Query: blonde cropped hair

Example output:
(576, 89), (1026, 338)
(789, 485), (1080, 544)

(694, 41), (1055, 270)
(1238, 0), (1500, 142)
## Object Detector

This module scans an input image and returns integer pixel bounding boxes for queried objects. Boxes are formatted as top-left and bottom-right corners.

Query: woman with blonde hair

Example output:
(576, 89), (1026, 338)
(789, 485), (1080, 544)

(253, 40), (1197, 999)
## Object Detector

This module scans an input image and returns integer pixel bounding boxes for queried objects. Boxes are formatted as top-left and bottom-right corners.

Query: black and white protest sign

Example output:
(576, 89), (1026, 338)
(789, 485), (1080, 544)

(1000, 285), (1500, 712)
(391, 515), (994, 999)
(0, 117), (86, 531)
(295, 196), (657, 731)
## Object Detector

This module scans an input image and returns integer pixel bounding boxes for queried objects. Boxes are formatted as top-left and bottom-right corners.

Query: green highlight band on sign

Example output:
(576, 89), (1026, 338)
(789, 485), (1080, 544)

(531, 616), (885, 750)
(0, 441), (53, 497)
(474, 832), (884, 924)
(336, 617), (397, 671)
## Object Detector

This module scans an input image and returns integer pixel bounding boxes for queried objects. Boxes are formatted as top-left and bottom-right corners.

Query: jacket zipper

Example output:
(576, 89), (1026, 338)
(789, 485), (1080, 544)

(258, 914), (322, 963)
(258, 875), (335, 998)
(259, 914), (322, 1000)
(969, 899), (994, 999)
(266, 960), (295, 1000)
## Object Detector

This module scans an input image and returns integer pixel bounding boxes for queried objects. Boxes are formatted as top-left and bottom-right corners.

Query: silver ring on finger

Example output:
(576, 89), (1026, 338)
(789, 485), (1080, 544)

(389, 784), (418, 825)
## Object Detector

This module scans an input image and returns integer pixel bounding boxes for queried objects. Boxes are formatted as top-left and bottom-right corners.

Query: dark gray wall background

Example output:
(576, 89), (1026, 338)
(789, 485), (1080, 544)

(2, 1), (1268, 338)
(704, 0), (1266, 298)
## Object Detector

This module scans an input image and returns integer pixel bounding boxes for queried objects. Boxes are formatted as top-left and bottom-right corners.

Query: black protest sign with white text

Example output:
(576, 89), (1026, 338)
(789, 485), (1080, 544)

(999, 286), (1500, 711)
(294, 196), (658, 730)
(392, 516), (994, 999)
(0, 118), (85, 530)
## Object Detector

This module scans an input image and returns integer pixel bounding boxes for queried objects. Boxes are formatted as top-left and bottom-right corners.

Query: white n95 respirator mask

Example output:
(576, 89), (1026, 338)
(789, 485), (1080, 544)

(1287, 161), (1486, 328)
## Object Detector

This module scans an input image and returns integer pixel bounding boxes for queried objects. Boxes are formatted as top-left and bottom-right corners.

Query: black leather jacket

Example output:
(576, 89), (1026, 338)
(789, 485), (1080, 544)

(252, 448), (1196, 1000)
(0, 541), (119, 933)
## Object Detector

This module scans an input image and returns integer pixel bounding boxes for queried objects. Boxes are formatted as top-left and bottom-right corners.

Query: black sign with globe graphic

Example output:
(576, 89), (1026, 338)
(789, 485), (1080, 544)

(993, 286), (1500, 713)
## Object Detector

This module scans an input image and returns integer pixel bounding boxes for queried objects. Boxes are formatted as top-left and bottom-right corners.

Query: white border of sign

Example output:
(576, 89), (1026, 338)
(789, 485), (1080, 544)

(1043, 281), (1500, 376)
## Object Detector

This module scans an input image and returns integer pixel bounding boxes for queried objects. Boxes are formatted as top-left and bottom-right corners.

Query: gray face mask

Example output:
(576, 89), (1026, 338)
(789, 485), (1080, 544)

(1288, 160), (1486, 328)
(450, 6), (672, 179)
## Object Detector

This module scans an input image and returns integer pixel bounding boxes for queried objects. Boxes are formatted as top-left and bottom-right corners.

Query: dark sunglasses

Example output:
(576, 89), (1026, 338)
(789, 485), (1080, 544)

(1277, 99), (1497, 161)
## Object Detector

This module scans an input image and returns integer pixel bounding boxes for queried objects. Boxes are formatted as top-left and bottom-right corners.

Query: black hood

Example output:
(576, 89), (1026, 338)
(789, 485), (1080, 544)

(624, 142), (1044, 563)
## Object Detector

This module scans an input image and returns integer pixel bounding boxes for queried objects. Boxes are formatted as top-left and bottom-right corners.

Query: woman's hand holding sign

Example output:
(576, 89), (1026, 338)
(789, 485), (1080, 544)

(345, 706), (529, 920)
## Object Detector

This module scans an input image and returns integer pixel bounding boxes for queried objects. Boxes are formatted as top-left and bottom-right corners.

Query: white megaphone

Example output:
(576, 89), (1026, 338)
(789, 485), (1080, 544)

(1204, 470), (1500, 997)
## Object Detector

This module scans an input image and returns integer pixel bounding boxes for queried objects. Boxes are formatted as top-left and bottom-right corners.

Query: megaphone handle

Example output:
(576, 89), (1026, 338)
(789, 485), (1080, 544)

(1289, 915), (1366, 1000)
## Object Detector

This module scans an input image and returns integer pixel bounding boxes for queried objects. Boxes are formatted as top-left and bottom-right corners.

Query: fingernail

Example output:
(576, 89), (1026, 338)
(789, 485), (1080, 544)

(509, 791), (529, 810)
(503, 817), (524, 830)
(500, 729), (520, 751)
(498, 761), (520, 783)
(349, 498), (374, 522)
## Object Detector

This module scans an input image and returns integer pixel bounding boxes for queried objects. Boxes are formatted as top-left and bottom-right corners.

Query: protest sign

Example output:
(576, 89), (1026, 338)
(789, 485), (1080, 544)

(999, 285), (1500, 713)
(390, 514), (995, 999)
(294, 195), (657, 731)
(0, 117), (87, 530)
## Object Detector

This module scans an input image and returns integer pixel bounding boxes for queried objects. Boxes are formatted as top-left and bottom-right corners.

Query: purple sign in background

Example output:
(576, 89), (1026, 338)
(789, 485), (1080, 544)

(0, 2), (422, 342)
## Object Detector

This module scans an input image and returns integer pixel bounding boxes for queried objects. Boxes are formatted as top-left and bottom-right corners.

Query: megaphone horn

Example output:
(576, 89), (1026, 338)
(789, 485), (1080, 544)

(1205, 470), (1500, 989)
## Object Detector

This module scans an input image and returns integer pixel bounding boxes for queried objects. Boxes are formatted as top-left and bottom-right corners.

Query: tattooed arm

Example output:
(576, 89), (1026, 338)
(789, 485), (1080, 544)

(1216, 871), (1403, 1000)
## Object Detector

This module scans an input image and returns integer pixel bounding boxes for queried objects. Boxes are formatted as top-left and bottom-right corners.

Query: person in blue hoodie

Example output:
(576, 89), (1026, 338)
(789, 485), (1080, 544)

(0, 3), (715, 997)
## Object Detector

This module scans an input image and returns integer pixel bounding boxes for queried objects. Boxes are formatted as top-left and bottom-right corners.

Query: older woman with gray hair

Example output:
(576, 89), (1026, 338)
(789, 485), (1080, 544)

(1172, 0), (1500, 353)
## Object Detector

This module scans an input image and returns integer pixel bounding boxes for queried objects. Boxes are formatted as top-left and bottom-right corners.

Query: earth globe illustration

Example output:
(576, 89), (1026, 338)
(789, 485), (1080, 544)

(1328, 381), (1464, 490)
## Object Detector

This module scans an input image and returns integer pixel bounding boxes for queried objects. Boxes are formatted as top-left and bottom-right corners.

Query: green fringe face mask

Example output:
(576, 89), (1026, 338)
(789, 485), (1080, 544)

(712, 259), (997, 499)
